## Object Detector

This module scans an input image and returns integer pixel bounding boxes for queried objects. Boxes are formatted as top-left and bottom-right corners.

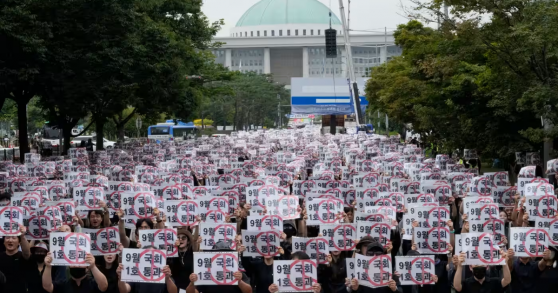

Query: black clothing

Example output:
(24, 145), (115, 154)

(535, 265), (558, 292)
(460, 277), (504, 293)
(353, 283), (402, 293)
(98, 266), (118, 293)
(129, 282), (168, 293)
(195, 272), (250, 293)
(53, 274), (98, 293)
(169, 249), (195, 290)
(320, 255), (350, 293)
(510, 259), (538, 293)
(241, 257), (273, 293)
(28, 260), (52, 293)
(0, 251), (33, 293)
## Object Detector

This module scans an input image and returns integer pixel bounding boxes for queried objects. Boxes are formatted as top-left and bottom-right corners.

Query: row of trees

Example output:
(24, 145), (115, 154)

(1, 0), (222, 160)
(365, 0), (558, 167)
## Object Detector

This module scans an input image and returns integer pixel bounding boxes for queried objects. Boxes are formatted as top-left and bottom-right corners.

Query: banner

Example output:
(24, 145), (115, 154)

(199, 223), (237, 251)
(510, 227), (549, 257)
(355, 253), (392, 288)
(50, 232), (91, 266)
(121, 248), (167, 283)
(274, 260), (318, 292)
(462, 233), (505, 265)
(396, 256), (436, 285)
(194, 252), (239, 285)
(241, 230), (281, 257)
(320, 224), (357, 251)
(83, 227), (121, 255)
(138, 229), (178, 257)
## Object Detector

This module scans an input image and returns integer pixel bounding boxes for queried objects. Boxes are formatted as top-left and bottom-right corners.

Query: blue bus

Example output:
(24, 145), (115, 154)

(147, 120), (198, 142)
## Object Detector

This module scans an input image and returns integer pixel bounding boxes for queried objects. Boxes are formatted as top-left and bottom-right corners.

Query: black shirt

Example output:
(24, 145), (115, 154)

(0, 251), (33, 293)
(510, 259), (538, 293)
(535, 265), (558, 292)
(27, 259), (53, 293)
(460, 277), (504, 293)
(241, 257), (274, 293)
(53, 274), (99, 293)
(169, 249), (195, 289)
(129, 282), (168, 293)
(196, 272), (250, 293)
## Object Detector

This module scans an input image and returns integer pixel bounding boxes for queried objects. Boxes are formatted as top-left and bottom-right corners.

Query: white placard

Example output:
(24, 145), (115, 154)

(355, 254), (392, 288)
(165, 200), (200, 227)
(509, 227), (549, 257)
(241, 230), (281, 257)
(194, 252), (239, 286)
(82, 227), (121, 255)
(274, 260), (318, 292)
(462, 232), (505, 265)
(265, 195), (300, 220)
(121, 192), (162, 229)
(121, 248), (167, 283)
(305, 197), (342, 225)
(292, 237), (329, 264)
(320, 224), (357, 251)
(536, 218), (558, 246)
(413, 227), (450, 254)
(199, 223), (237, 250)
(73, 187), (104, 211)
(50, 232), (91, 266)
(396, 256), (436, 285)
(0, 206), (24, 236)
(247, 215), (284, 231)
(138, 228), (178, 257)
(356, 222), (391, 247)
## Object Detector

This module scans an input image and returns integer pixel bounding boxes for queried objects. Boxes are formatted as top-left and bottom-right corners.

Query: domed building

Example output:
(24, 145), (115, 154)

(211, 0), (401, 86)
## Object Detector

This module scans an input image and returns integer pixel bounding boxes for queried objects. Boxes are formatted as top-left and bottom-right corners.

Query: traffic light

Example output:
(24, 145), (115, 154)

(325, 29), (337, 58)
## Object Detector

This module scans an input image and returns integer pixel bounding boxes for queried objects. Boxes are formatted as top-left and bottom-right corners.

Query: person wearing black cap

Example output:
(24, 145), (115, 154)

(347, 242), (403, 293)
(187, 240), (252, 293)
(28, 241), (52, 293)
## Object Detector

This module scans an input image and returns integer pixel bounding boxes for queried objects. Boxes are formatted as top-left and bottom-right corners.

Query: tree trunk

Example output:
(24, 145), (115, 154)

(17, 100), (29, 163)
(117, 125), (125, 142)
(62, 124), (73, 155)
(95, 117), (105, 150)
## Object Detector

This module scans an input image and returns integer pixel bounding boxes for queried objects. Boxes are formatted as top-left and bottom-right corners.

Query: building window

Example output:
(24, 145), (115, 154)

(264, 31), (267, 36)
(245, 32), (247, 37)
(318, 30), (321, 35)
(249, 60), (253, 66)
(295, 29), (298, 36)
(311, 29), (314, 35)
(287, 30), (290, 36)
(279, 30), (282, 36)
(303, 29), (306, 35)
(271, 30), (275, 36)
(251, 31), (253, 37)
(257, 31), (260, 37)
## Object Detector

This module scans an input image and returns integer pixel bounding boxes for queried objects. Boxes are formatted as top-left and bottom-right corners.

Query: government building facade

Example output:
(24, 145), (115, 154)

(211, 0), (402, 86)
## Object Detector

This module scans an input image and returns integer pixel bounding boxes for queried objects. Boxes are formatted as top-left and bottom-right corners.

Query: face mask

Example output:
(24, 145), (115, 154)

(70, 268), (87, 279)
(34, 254), (46, 263)
(472, 267), (487, 280)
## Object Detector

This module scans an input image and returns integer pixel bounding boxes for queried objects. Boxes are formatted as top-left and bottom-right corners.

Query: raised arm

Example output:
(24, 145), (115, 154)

(501, 249), (511, 288)
(42, 252), (55, 293)
(187, 274), (200, 293)
(453, 253), (465, 292)
(117, 210), (130, 248)
(20, 225), (31, 259)
(163, 266), (178, 293)
(235, 272), (252, 293)
(87, 253), (108, 292)
(116, 264), (131, 293)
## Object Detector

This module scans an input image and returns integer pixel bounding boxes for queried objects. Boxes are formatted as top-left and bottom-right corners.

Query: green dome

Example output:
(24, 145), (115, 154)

(236, 0), (342, 27)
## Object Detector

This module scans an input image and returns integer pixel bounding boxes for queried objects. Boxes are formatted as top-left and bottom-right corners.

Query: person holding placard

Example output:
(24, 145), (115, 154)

(169, 227), (200, 291)
(115, 246), (176, 293)
(507, 248), (539, 293)
(0, 224), (32, 293)
(452, 251), (511, 293)
(96, 253), (120, 293)
(27, 241), (53, 293)
(240, 235), (286, 293)
(535, 247), (558, 292)
(42, 251), (108, 293)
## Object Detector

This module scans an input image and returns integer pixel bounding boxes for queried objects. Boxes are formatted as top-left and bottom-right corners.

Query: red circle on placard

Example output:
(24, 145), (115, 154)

(331, 224), (357, 251)
(27, 214), (49, 239)
(95, 227), (120, 254)
(63, 233), (90, 265)
(175, 201), (199, 226)
(473, 233), (503, 264)
(254, 231), (280, 257)
(132, 193), (154, 219)
(368, 223), (391, 248)
(135, 249), (167, 282)
(288, 260), (317, 290)
(425, 227), (450, 253)
(0, 207), (22, 235)
(409, 257), (436, 285)
(536, 195), (558, 218)
(209, 253), (239, 285)
(210, 224), (236, 250)
(364, 255), (391, 287)
(521, 229), (550, 257)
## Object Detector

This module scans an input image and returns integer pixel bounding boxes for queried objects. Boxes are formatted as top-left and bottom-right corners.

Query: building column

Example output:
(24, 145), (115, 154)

(302, 47), (309, 78)
(264, 48), (271, 74)
(340, 47), (348, 78)
(380, 45), (387, 64)
(225, 49), (232, 68)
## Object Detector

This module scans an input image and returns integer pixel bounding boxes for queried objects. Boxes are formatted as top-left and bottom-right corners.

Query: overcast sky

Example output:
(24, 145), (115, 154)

(202, 0), (416, 37)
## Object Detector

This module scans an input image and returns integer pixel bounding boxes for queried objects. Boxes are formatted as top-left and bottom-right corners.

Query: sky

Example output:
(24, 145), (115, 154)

(201, 0), (416, 37)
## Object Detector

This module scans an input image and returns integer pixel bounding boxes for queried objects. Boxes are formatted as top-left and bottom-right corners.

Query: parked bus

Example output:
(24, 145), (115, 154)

(147, 120), (198, 142)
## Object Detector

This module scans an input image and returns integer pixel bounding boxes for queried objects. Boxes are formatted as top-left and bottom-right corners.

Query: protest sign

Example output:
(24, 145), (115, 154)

(121, 248), (167, 283)
(274, 260), (318, 292)
(0, 206), (24, 236)
(355, 253), (392, 288)
(82, 227), (120, 255)
(396, 256), (436, 285)
(468, 217), (506, 245)
(320, 224), (357, 251)
(510, 227), (550, 257)
(356, 222), (391, 247)
(293, 180), (316, 198)
(265, 195), (300, 220)
(292, 237), (329, 264)
(462, 196), (494, 211)
(493, 186), (516, 208)
(524, 183), (554, 197)
(138, 229), (178, 257)
(462, 233), (505, 265)
(11, 192), (41, 215)
(246, 185), (284, 212)
(404, 193), (437, 206)
(247, 215), (283, 231)
(197, 196), (229, 223)
(48, 200), (76, 225)
(121, 192), (163, 228)
(305, 197), (342, 225)
(536, 218), (558, 246)
(408, 206), (449, 229)
(165, 200), (200, 227)
(413, 227), (450, 254)
(525, 195), (558, 219)
(242, 230), (281, 257)
(194, 252), (239, 285)
(346, 258), (356, 279)
(50, 232), (91, 266)
(73, 187), (104, 211)
(200, 223), (237, 251)
(468, 203), (500, 221)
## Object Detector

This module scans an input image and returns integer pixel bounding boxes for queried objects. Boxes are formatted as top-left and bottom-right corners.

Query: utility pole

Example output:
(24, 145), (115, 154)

(277, 94), (281, 128)
(338, 0), (362, 125)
